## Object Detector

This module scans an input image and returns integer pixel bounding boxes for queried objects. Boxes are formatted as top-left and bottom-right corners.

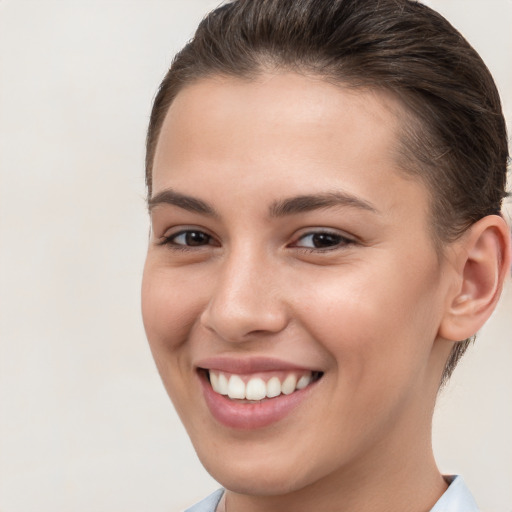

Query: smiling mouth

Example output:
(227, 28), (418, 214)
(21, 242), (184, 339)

(201, 369), (323, 402)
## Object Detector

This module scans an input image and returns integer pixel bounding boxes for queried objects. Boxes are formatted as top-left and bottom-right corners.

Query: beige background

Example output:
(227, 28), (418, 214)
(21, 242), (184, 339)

(0, 1), (510, 511)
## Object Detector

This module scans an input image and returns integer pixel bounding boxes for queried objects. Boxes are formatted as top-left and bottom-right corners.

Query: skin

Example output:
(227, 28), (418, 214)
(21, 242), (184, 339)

(141, 73), (509, 511)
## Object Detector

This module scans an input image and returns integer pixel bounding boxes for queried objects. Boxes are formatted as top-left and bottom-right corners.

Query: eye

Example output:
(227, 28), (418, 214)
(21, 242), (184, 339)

(160, 229), (216, 248)
(292, 231), (354, 251)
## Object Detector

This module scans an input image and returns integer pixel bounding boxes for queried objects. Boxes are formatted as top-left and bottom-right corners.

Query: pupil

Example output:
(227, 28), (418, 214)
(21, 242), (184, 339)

(186, 231), (208, 246)
(312, 233), (340, 248)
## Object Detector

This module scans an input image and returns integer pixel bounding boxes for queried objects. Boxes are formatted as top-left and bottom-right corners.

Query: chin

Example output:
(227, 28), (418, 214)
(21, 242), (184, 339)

(197, 448), (321, 496)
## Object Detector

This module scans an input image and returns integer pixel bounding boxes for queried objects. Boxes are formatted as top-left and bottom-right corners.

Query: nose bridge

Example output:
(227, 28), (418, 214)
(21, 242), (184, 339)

(200, 241), (287, 341)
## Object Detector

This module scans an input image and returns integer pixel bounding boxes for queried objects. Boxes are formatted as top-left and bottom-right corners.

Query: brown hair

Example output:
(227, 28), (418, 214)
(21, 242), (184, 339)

(145, 0), (509, 383)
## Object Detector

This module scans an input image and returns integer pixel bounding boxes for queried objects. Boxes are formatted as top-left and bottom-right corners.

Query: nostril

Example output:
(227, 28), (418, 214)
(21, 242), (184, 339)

(199, 297), (289, 343)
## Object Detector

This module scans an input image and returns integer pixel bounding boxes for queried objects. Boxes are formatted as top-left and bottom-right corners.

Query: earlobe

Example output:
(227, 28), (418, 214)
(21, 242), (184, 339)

(439, 215), (511, 342)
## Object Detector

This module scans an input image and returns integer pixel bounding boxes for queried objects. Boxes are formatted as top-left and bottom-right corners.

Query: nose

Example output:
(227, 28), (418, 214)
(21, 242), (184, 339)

(200, 247), (289, 343)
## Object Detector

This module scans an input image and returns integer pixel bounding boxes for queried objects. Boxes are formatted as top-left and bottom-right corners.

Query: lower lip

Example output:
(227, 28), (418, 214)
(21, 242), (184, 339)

(199, 373), (318, 430)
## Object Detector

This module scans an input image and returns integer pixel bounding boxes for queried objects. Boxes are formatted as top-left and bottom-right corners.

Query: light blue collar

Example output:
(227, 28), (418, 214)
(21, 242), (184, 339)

(430, 475), (480, 512)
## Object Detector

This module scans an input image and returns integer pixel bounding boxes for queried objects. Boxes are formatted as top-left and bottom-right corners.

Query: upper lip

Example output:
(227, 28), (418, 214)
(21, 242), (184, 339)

(195, 356), (318, 374)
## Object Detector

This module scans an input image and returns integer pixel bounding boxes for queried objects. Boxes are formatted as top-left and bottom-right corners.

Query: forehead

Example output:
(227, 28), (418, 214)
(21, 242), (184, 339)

(155, 73), (404, 171)
(152, 73), (429, 224)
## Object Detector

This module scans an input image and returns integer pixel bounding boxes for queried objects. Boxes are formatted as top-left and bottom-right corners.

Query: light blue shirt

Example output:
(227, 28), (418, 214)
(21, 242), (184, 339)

(430, 476), (480, 512)
(184, 488), (224, 512)
(184, 475), (479, 512)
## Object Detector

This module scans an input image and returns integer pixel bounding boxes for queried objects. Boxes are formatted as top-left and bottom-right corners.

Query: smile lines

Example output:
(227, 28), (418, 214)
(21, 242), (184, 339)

(207, 370), (322, 401)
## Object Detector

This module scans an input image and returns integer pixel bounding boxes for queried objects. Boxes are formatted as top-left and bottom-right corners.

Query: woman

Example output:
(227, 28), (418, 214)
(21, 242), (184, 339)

(141, 1), (511, 510)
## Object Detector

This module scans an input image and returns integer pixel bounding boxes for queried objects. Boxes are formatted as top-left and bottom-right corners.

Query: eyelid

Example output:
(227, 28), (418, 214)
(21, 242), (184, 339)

(155, 225), (358, 251)
(157, 226), (219, 248)
(289, 228), (358, 250)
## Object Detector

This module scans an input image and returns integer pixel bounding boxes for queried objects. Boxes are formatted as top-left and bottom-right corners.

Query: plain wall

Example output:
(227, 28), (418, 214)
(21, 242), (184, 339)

(0, 1), (510, 511)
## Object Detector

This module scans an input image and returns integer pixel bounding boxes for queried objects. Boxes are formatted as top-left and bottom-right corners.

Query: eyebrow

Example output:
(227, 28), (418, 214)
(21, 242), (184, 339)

(148, 188), (378, 218)
(148, 188), (219, 217)
(269, 192), (378, 217)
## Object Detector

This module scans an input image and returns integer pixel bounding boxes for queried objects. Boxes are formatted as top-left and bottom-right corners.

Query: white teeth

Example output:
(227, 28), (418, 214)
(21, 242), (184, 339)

(245, 378), (267, 400)
(227, 375), (245, 399)
(209, 371), (219, 391)
(208, 370), (317, 400)
(296, 374), (312, 390)
(266, 376), (281, 398)
(281, 374), (297, 395)
(217, 373), (229, 395)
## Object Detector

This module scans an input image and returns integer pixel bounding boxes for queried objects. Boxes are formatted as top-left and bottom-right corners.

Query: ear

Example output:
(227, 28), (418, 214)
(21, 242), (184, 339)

(439, 215), (511, 342)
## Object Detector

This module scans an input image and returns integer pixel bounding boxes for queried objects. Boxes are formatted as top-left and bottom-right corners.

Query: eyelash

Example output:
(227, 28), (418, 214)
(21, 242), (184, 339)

(290, 231), (356, 252)
(158, 228), (356, 253)
(158, 229), (217, 251)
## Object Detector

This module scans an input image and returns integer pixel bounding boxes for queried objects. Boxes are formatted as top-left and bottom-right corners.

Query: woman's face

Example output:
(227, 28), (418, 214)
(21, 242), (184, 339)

(142, 74), (455, 495)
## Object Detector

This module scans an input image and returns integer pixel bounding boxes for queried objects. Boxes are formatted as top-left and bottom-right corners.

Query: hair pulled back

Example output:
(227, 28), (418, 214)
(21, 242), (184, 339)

(145, 0), (509, 382)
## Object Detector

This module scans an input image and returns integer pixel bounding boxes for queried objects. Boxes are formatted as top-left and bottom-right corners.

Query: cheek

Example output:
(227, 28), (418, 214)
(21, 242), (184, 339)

(141, 264), (203, 359)
(141, 265), (204, 414)
(297, 260), (442, 383)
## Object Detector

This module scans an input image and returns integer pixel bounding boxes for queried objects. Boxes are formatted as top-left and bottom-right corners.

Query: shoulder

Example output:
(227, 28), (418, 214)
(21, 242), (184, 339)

(184, 489), (225, 512)
(430, 475), (480, 512)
